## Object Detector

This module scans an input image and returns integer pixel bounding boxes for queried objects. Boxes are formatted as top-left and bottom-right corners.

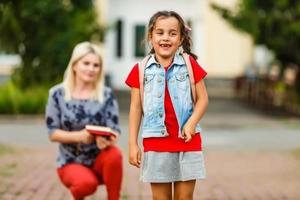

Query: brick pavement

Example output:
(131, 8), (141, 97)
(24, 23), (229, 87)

(0, 145), (300, 200)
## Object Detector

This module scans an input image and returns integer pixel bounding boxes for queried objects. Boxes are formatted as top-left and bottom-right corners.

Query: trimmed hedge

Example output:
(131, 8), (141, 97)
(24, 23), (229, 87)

(0, 82), (49, 114)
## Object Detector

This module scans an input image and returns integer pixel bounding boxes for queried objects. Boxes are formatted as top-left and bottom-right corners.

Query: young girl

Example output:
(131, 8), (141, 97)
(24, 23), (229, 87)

(126, 11), (208, 200)
(45, 42), (122, 200)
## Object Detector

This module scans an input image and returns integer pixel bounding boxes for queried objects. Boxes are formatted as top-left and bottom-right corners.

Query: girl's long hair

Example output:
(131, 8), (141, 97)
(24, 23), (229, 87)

(147, 10), (198, 60)
(62, 41), (105, 102)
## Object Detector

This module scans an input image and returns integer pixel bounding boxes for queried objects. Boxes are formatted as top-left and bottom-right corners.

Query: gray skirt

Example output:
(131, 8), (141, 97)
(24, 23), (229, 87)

(140, 151), (206, 183)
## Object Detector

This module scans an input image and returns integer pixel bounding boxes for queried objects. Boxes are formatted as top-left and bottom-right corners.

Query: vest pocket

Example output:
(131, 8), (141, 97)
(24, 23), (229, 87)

(175, 72), (189, 90)
(144, 74), (155, 92)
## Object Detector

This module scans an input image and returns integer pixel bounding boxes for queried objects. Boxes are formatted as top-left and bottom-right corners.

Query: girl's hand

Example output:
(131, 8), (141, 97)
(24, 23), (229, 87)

(129, 144), (141, 168)
(182, 122), (196, 142)
(78, 129), (95, 144)
(96, 136), (112, 150)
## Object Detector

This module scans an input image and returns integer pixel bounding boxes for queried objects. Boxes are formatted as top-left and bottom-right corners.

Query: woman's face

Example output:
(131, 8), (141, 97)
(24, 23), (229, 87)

(73, 53), (101, 84)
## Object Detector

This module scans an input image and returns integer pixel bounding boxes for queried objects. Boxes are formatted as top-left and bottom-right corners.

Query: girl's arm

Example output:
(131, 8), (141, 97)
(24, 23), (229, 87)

(49, 129), (94, 144)
(182, 80), (209, 142)
(128, 88), (143, 168)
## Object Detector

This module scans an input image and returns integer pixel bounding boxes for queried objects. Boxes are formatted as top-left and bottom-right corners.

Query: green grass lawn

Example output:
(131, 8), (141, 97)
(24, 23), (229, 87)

(293, 148), (300, 159)
(0, 144), (17, 177)
(0, 143), (15, 157)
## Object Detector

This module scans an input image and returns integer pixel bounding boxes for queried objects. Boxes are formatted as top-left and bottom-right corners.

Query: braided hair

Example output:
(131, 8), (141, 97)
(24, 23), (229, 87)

(147, 10), (198, 60)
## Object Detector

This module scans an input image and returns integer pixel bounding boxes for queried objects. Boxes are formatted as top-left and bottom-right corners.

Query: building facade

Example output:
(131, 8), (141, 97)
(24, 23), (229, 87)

(96, 0), (254, 89)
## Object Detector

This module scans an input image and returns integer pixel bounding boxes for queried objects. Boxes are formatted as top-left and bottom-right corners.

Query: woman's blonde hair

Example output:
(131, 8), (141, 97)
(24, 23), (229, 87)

(62, 41), (105, 102)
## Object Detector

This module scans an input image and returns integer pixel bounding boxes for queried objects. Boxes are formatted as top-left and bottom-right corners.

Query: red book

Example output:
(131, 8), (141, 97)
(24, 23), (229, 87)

(85, 125), (118, 137)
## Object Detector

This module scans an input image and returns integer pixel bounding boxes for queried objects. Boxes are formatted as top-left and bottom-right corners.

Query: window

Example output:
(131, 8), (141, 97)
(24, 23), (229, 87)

(134, 25), (146, 57)
(116, 19), (123, 58)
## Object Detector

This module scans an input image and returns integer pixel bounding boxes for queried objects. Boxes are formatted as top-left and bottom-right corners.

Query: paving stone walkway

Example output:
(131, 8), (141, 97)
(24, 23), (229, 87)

(1, 97), (300, 199)
(0, 145), (300, 200)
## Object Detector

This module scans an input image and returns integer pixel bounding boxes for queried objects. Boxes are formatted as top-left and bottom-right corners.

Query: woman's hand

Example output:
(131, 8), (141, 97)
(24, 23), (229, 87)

(96, 136), (112, 150)
(129, 143), (141, 168)
(78, 129), (95, 144)
(95, 132), (120, 150)
(109, 133), (119, 145)
(182, 122), (196, 143)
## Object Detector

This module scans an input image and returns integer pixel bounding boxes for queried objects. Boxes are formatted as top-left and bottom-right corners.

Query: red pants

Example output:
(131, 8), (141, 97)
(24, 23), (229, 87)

(57, 146), (123, 200)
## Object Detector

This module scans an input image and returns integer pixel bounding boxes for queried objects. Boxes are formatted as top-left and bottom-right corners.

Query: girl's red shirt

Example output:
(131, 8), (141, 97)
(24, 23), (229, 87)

(125, 56), (207, 152)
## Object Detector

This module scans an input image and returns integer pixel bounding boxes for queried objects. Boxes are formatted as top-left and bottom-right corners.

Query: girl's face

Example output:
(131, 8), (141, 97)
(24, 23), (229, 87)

(73, 53), (101, 84)
(149, 16), (182, 63)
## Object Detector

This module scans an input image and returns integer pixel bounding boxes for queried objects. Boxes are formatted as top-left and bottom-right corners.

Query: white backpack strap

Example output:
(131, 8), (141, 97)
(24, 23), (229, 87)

(138, 55), (151, 107)
(182, 52), (197, 103)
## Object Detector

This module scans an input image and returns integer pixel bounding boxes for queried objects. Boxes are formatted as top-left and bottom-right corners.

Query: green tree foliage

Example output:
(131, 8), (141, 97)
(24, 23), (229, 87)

(211, 0), (300, 93)
(0, 0), (103, 87)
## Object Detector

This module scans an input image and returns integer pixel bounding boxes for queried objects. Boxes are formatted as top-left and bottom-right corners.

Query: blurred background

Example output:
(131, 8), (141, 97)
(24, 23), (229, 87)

(0, 0), (300, 199)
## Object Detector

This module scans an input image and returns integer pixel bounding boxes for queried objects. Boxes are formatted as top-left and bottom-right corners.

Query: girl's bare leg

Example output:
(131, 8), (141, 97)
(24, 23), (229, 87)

(150, 183), (172, 200)
(174, 180), (196, 200)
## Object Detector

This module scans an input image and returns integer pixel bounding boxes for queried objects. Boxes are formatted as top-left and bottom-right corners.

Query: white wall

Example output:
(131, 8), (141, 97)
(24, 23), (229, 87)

(0, 54), (20, 75)
(203, 0), (254, 78)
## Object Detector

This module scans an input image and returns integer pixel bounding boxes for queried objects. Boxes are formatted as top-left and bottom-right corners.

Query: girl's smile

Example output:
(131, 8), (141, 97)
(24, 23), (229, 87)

(149, 16), (182, 65)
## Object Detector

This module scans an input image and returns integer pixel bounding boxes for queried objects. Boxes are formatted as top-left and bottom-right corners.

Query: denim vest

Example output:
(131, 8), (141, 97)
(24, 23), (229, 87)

(141, 53), (202, 138)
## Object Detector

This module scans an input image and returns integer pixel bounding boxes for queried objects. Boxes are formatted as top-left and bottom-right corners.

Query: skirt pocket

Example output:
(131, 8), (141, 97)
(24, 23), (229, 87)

(180, 151), (206, 180)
